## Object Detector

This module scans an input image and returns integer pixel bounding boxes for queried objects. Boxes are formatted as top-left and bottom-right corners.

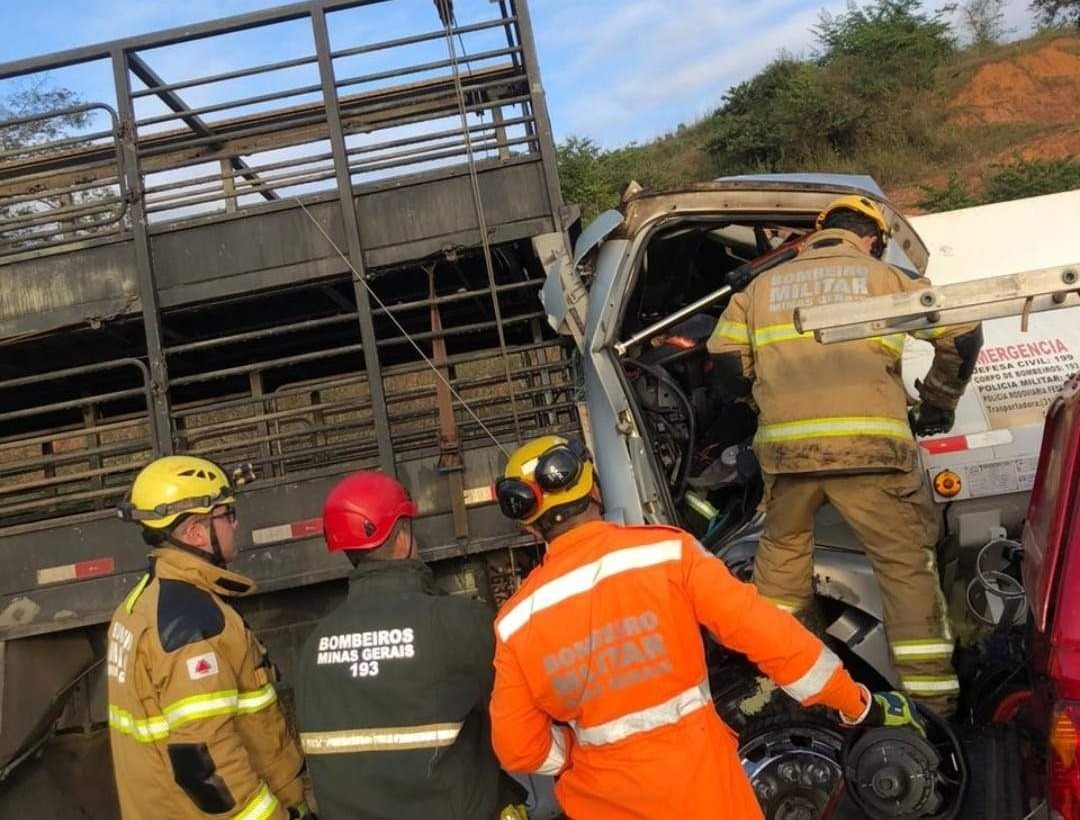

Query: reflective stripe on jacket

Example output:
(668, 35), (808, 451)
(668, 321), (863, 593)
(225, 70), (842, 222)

(490, 520), (867, 820)
(707, 229), (981, 475)
(107, 548), (304, 820)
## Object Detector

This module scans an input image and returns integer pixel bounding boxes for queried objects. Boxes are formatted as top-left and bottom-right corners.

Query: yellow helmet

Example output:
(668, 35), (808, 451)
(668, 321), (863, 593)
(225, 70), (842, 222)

(120, 455), (235, 530)
(815, 195), (891, 238)
(497, 435), (595, 526)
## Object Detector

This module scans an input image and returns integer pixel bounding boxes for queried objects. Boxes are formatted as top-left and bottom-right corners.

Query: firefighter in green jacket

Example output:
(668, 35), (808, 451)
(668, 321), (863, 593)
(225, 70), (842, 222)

(295, 471), (526, 820)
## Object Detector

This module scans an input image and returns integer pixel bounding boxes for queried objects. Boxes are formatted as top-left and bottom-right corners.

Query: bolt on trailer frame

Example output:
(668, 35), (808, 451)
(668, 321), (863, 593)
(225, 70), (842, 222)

(0, 0), (580, 648)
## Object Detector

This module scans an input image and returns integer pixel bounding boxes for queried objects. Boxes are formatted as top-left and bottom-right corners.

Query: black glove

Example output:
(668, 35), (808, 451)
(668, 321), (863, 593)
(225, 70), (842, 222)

(908, 401), (955, 437)
(288, 805), (316, 819)
(846, 690), (927, 739)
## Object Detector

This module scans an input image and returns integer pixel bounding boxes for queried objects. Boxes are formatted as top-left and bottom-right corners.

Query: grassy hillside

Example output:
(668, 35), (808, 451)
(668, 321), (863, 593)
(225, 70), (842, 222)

(559, 3), (1079, 222)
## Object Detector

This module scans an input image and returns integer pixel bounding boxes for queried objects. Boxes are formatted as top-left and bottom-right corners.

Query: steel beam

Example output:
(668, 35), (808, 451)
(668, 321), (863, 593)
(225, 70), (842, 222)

(311, 7), (395, 474)
(0, 0), (390, 80)
(128, 54), (277, 202)
(112, 49), (174, 455)
(511, 0), (566, 231)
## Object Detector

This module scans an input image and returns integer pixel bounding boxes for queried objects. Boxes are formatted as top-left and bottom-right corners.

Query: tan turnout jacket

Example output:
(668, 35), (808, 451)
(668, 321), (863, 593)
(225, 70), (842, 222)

(708, 229), (981, 475)
(107, 548), (305, 819)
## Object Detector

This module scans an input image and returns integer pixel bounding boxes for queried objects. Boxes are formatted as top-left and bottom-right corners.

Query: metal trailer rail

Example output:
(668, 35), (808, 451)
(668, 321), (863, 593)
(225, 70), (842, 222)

(0, 0), (577, 650)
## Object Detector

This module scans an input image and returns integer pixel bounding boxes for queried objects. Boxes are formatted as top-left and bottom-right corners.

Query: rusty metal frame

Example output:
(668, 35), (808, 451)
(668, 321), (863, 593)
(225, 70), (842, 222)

(0, 0), (573, 560)
(0, 359), (155, 527)
(311, 5), (394, 472)
(126, 54), (277, 205)
(0, 103), (128, 254)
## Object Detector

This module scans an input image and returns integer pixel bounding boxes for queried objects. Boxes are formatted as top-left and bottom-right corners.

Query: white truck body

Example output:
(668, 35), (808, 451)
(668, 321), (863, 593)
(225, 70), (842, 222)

(902, 191), (1080, 544)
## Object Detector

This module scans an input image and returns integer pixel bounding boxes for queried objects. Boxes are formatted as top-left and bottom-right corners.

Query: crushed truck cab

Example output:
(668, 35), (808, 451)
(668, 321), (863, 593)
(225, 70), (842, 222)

(555, 179), (1079, 816)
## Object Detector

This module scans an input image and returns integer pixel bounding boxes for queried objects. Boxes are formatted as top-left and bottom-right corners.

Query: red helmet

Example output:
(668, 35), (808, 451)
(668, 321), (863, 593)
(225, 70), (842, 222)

(322, 472), (418, 553)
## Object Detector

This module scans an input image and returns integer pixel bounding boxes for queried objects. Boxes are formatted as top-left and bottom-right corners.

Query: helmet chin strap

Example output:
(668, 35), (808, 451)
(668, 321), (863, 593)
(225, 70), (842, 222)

(209, 518), (226, 566)
(161, 517), (227, 567)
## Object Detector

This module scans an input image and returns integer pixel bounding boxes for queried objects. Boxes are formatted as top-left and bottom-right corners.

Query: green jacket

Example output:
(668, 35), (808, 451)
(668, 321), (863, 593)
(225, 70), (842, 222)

(296, 560), (503, 820)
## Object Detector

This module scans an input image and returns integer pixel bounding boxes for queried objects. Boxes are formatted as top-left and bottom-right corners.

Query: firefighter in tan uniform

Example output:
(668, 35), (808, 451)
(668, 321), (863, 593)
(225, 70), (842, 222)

(708, 196), (983, 715)
(107, 455), (309, 819)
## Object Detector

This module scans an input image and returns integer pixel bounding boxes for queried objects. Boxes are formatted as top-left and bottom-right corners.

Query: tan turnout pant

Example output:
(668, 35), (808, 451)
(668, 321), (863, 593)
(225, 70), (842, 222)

(753, 468), (959, 716)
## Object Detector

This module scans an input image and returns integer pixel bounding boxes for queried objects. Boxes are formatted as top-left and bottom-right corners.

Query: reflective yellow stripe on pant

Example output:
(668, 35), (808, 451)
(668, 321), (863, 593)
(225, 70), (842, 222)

(753, 470), (958, 716)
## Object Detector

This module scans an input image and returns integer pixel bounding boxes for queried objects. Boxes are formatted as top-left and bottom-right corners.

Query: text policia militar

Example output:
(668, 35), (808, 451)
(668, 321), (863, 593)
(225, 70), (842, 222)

(316, 628), (416, 678)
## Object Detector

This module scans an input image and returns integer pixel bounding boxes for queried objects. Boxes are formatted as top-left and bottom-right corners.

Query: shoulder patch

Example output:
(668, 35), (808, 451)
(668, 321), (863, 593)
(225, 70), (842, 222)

(158, 579), (225, 653)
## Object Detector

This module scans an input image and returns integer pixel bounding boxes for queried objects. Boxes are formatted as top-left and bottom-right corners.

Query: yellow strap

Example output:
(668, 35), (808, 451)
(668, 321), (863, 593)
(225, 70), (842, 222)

(163, 683), (278, 729)
(237, 683), (278, 714)
(108, 705), (169, 743)
(752, 322), (904, 357)
(891, 640), (954, 659)
(762, 596), (803, 614)
(756, 415), (913, 444)
(913, 326), (951, 341)
(123, 573), (151, 614)
(752, 323), (810, 348)
(900, 674), (961, 694)
(235, 783), (280, 820)
(711, 320), (750, 344)
(877, 334), (906, 356)
(110, 684), (278, 743)
(300, 721), (465, 755)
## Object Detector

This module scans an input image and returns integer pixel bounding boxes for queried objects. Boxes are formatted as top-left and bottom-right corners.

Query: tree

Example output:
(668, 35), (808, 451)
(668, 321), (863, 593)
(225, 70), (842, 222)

(705, 1), (957, 176)
(556, 137), (615, 224)
(1029, 0), (1080, 26)
(962, 0), (1010, 45)
(0, 83), (117, 245)
(814, 0), (956, 93)
(0, 83), (90, 153)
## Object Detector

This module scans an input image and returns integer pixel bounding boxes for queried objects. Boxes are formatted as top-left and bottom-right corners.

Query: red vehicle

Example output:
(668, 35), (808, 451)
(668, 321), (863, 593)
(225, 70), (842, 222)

(1022, 371), (1080, 819)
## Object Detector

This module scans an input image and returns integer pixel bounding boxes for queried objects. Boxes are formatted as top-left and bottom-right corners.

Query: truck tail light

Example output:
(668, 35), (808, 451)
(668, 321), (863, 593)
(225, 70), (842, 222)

(1050, 703), (1080, 819)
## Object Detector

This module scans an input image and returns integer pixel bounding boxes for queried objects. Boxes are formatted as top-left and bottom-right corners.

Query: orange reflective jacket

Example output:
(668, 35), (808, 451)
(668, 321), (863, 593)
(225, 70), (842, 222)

(490, 520), (867, 820)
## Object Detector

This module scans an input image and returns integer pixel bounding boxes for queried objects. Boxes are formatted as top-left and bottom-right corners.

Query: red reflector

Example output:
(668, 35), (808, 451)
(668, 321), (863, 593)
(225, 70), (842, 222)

(37, 557), (116, 586)
(75, 558), (115, 579)
(291, 518), (324, 538)
(919, 435), (968, 454)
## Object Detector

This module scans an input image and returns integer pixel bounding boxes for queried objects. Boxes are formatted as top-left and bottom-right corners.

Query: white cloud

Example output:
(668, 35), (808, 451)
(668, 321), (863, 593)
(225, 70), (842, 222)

(536, 0), (1040, 146)
(546, 0), (849, 145)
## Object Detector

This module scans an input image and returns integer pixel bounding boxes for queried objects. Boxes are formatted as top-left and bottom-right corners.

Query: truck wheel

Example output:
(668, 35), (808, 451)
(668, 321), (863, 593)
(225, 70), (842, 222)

(738, 710), (851, 820)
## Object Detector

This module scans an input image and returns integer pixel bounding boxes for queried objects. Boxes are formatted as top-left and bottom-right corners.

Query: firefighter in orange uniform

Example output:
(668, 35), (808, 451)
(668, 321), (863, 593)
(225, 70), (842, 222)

(489, 435), (924, 820)
(107, 456), (308, 819)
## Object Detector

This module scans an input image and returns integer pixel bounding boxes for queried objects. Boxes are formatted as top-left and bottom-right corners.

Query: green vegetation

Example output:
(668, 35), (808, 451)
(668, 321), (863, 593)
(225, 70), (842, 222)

(557, 0), (1077, 222)
(918, 156), (1080, 209)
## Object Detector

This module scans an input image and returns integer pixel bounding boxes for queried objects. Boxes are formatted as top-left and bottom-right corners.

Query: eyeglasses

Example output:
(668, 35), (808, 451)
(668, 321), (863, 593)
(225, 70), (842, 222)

(211, 507), (237, 524)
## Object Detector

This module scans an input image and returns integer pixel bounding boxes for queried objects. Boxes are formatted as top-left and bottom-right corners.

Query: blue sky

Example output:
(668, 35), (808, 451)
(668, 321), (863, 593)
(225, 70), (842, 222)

(0, 0), (1035, 149)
